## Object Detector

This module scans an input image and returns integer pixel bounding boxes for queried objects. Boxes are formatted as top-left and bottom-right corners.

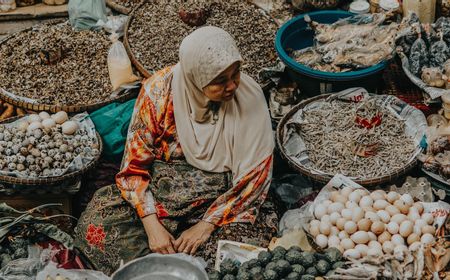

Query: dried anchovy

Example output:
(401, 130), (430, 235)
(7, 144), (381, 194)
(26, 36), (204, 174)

(128, 0), (278, 82)
(0, 22), (112, 106)
(300, 99), (416, 179)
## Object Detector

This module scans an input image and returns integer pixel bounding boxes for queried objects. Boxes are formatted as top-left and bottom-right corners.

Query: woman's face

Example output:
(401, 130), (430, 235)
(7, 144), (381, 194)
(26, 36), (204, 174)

(202, 62), (241, 102)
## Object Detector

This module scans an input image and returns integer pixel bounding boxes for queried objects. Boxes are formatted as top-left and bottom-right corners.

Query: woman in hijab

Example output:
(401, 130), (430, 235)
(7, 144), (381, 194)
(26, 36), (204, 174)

(74, 26), (276, 274)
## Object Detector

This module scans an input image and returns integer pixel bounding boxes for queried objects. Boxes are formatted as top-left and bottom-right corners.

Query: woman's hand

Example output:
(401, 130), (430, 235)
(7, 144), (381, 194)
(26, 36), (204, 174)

(174, 221), (217, 255)
(141, 214), (176, 254)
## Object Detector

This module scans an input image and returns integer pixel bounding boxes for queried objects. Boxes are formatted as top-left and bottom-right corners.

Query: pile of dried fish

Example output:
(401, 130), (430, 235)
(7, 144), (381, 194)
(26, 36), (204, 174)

(292, 13), (401, 72)
(0, 22), (112, 106)
(127, 0), (278, 81)
(298, 99), (416, 179)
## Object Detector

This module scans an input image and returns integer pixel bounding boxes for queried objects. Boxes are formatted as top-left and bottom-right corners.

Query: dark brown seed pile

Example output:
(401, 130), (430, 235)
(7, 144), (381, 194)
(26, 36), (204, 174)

(109, 0), (142, 11)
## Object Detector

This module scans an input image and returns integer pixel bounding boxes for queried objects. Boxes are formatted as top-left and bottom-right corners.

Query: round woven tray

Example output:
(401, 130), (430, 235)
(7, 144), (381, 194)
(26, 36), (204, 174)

(0, 116), (103, 186)
(0, 21), (139, 113)
(276, 93), (418, 187)
(106, 0), (143, 15)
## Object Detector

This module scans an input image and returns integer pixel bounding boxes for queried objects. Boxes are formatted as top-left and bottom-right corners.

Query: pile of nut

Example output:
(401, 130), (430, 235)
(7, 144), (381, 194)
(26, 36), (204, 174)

(0, 111), (99, 178)
(0, 22), (112, 106)
(127, 0), (278, 82)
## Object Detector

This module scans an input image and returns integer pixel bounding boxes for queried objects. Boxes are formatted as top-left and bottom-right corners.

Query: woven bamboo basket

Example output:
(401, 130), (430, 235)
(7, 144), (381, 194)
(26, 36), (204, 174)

(0, 21), (139, 114)
(0, 116), (103, 187)
(276, 93), (419, 187)
(105, 0), (143, 15)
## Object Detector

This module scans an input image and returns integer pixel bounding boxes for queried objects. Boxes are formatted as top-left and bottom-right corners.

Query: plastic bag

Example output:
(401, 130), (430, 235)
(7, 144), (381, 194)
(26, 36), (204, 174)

(108, 35), (139, 91)
(0, 0), (15, 13)
(68, 0), (107, 31)
(214, 241), (266, 271)
(36, 262), (109, 280)
(0, 246), (50, 280)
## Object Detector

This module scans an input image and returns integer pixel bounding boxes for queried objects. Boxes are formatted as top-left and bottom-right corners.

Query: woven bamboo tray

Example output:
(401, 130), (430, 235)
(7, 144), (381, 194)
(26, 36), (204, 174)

(0, 21), (139, 113)
(105, 0), (143, 15)
(0, 116), (103, 187)
(276, 93), (419, 187)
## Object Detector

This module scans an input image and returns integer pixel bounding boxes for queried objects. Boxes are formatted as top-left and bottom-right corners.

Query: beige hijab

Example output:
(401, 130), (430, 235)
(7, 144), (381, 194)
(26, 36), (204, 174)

(172, 26), (274, 184)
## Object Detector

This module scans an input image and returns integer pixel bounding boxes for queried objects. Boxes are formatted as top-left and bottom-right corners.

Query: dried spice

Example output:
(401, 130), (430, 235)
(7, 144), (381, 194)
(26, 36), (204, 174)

(0, 22), (112, 106)
(127, 0), (278, 82)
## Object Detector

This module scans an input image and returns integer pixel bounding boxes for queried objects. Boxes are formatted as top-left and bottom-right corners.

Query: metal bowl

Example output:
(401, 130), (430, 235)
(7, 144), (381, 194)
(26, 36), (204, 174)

(111, 254), (208, 280)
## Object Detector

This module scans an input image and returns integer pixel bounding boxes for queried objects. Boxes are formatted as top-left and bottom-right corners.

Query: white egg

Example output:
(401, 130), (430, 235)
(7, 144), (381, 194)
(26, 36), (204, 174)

(348, 191), (362, 203)
(387, 222), (399, 235)
(359, 196), (374, 208)
(310, 219), (320, 228)
(422, 213), (434, 225)
(413, 202), (424, 214)
(328, 202), (345, 215)
(52, 111), (68, 124)
(330, 226), (340, 236)
(336, 218), (347, 230)
(356, 189), (370, 196)
(310, 225), (320, 237)
(391, 234), (405, 246)
(378, 231), (392, 244)
(328, 235), (341, 248)
(27, 114), (41, 123)
(314, 205), (327, 220)
(382, 241), (395, 254)
(377, 210), (391, 223)
(329, 212), (341, 225)
(338, 231), (349, 240)
(355, 244), (369, 257)
(343, 249), (361, 259)
(409, 241), (422, 251)
(422, 225), (436, 235)
(321, 214), (331, 223)
(368, 241), (382, 250)
(320, 221), (331, 235)
(322, 200), (333, 207)
(371, 221), (385, 235)
(391, 214), (407, 225)
(38, 111), (51, 120)
(368, 232), (377, 241)
(341, 209), (353, 220)
(394, 200), (410, 214)
(351, 207), (365, 223)
(373, 200), (389, 210)
(421, 233), (435, 245)
(407, 209), (421, 221)
(61, 121), (78, 135)
(27, 121), (43, 132)
(367, 247), (383, 257)
(399, 221), (413, 238)
(351, 231), (370, 244)
(341, 238), (355, 250)
(407, 233), (420, 245)
(386, 191), (400, 204)
(365, 211), (381, 222)
(385, 205), (400, 216)
(316, 234), (328, 248)
(42, 118), (56, 130)
(370, 190), (386, 201)
(357, 218), (372, 232)
(344, 221), (357, 234)
(413, 225), (422, 235)
(341, 186), (354, 198)
(334, 194), (348, 204)
(345, 201), (359, 209)
(400, 193), (414, 206)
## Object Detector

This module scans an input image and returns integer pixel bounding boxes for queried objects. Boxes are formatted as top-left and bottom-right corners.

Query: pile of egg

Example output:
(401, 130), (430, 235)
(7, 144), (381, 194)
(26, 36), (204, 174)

(309, 187), (436, 259)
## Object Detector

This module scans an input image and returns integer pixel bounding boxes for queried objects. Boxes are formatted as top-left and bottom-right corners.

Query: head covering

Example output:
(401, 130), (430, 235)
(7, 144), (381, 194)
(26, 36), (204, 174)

(172, 26), (274, 184)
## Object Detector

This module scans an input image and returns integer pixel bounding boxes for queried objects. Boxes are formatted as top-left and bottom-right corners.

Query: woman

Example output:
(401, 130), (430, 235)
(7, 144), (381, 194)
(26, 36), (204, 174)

(74, 26), (277, 274)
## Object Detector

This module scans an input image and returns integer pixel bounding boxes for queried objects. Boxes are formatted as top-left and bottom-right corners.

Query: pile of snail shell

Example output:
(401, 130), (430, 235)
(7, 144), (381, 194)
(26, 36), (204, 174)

(309, 186), (436, 260)
(0, 111), (99, 178)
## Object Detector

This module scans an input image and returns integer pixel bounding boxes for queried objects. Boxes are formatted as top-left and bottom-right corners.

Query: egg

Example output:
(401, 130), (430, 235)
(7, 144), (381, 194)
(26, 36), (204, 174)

(421, 233), (435, 245)
(310, 225), (320, 237)
(321, 214), (330, 223)
(344, 221), (357, 234)
(351, 207), (365, 223)
(17, 121), (28, 132)
(373, 200), (389, 210)
(52, 111), (68, 124)
(365, 211), (381, 222)
(329, 212), (341, 225)
(336, 245), (345, 254)
(355, 244), (369, 257)
(334, 194), (347, 204)
(328, 202), (345, 215)
(341, 209), (353, 220)
(357, 218), (372, 232)
(355, 188), (369, 196)
(322, 200), (333, 207)
(391, 234), (405, 246)
(371, 190), (386, 201)
(27, 114), (41, 123)
(394, 200), (409, 214)
(367, 247), (383, 257)
(345, 201), (358, 209)
(316, 234), (328, 248)
(368, 240), (382, 250)
(310, 220), (320, 228)
(387, 222), (399, 235)
(385, 205), (400, 216)
(343, 249), (361, 259)
(338, 231), (349, 240)
(371, 221), (385, 235)
(407, 233), (420, 245)
(399, 221), (413, 238)
(319, 221), (331, 235)
(62, 121), (78, 135)
(382, 241), (395, 254)
(359, 196), (374, 208)
(341, 186), (354, 198)
(422, 213), (434, 225)
(407, 209), (421, 221)
(378, 231), (392, 244)
(38, 111), (51, 120)
(314, 205), (327, 220)
(391, 214), (407, 225)
(341, 238), (355, 250)
(413, 202), (424, 214)
(409, 241), (422, 251)
(42, 118), (56, 130)
(400, 193), (414, 206)
(336, 218), (347, 230)
(328, 235), (341, 248)
(330, 226), (339, 236)
(348, 191), (362, 203)
(368, 232), (377, 241)
(413, 225), (422, 235)
(351, 231), (370, 244)
(27, 121), (43, 132)
(387, 191), (400, 204)
(377, 210), (391, 223)
(422, 225), (436, 235)
(394, 245), (408, 260)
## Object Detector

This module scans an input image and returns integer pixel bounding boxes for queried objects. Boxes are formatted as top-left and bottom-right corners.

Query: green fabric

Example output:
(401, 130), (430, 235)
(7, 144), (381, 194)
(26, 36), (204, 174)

(68, 0), (107, 31)
(90, 99), (136, 160)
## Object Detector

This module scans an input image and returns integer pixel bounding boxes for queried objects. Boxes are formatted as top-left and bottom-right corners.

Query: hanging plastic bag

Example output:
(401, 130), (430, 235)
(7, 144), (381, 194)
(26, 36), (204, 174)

(108, 34), (139, 91)
(68, 0), (107, 31)
(0, 0), (16, 13)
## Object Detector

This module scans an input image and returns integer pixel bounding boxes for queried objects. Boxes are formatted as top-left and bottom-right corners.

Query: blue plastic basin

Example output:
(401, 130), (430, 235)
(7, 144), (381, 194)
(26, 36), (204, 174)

(275, 10), (388, 82)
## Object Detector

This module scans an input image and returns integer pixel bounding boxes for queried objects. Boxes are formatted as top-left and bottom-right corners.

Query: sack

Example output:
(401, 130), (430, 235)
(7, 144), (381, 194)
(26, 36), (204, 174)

(68, 0), (107, 31)
(108, 35), (139, 90)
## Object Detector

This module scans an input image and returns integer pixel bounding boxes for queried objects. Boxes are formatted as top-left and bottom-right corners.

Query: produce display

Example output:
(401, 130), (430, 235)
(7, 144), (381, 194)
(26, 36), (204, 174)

(308, 186), (436, 259)
(0, 22), (112, 106)
(0, 111), (100, 178)
(127, 0), (278, 81)
(208, 246), (343, 280)
(291, 13), (401, 72)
